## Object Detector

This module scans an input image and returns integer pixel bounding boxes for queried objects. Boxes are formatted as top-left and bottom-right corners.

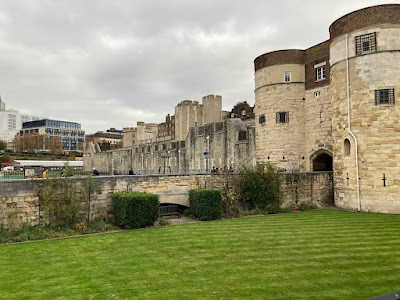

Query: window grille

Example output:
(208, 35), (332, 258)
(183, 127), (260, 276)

(355, 33), (377, 55)
(259, 115), (266, 124)
(375, 89), (395, 105)
(276, 112), (289, 123)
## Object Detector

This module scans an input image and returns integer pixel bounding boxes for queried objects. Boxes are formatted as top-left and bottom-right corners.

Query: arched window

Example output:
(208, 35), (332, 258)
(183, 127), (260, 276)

(344, 139), (351, 156)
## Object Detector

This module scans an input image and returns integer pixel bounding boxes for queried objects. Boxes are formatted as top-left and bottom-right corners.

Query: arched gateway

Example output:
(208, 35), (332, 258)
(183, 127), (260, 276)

(311, 150), (333, 172)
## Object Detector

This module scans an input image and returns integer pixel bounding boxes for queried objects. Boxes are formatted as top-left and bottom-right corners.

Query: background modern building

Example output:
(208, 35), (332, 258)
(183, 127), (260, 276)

(0, 97), (43, 146)
(20, 119), (85, 151)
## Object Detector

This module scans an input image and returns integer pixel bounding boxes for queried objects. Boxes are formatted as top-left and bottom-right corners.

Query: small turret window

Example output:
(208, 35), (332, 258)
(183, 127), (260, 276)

(344, 139), (351, 156)
(284, 72), (291, 83)
(276, 112), (289, 123)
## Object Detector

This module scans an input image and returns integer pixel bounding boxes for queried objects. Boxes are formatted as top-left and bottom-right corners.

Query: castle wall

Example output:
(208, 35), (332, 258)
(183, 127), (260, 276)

(0, 172), (333, 230)
(85, 119), (255, 175)
(329, 7), (400, 213)
(254, 4), (400, 213)
(255, 59), (306, 171)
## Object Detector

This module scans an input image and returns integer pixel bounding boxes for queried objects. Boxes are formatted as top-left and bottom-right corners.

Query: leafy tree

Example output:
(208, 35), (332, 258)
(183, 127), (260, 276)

(0, 140), (7, 151)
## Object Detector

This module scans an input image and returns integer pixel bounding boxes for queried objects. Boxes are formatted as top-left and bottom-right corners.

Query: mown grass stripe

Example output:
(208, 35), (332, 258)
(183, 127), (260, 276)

(1, 209), (400, 299)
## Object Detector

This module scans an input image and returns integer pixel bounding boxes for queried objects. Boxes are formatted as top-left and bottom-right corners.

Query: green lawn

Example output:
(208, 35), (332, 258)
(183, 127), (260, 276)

(1, 209), (400, 299)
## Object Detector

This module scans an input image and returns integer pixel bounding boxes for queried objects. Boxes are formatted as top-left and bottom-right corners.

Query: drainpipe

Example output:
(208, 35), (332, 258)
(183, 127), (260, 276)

(345, 34), (361, 211)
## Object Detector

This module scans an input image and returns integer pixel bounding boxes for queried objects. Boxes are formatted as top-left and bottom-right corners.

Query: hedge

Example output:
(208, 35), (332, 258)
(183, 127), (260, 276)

(112, 192), (160, 229)
(189, 189), (222, 221)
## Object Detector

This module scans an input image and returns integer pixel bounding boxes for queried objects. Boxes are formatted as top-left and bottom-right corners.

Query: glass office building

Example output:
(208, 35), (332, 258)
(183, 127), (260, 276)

(20, 119), (85, 151)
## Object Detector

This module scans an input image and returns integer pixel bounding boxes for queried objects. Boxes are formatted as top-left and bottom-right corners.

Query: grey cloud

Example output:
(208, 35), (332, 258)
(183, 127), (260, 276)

(0, 0), (393, 133)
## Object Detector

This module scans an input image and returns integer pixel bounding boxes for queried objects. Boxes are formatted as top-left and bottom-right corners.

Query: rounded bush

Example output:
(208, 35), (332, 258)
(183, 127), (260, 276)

(112, 192), (160, 229)
(189, 189), (222, 221)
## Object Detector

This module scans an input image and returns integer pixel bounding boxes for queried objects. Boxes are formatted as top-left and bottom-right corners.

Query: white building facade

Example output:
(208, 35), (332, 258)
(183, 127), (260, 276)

(0, 98), (43, 146)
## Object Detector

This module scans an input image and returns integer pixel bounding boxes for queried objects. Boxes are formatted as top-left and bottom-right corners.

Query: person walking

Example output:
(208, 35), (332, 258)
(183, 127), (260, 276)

(92, 168), (100, 176)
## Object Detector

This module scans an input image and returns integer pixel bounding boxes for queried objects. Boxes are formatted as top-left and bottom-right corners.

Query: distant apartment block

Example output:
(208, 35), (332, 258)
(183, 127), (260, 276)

(0, 97), (43, 144)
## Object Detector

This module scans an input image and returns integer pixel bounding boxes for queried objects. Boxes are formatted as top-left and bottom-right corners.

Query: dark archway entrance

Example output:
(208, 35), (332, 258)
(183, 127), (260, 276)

(312, 152), (333, 171)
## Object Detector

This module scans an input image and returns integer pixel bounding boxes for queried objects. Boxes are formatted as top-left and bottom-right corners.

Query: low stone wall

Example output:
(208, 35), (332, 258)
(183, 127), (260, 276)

(0, 172), (333, 229)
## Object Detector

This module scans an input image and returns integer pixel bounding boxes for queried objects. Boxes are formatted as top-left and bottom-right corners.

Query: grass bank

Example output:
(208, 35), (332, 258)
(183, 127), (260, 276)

(1, 209), (400, 299)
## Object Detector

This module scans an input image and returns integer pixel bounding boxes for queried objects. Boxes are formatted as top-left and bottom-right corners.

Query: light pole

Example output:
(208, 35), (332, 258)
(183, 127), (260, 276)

(204, 136), (210, 173)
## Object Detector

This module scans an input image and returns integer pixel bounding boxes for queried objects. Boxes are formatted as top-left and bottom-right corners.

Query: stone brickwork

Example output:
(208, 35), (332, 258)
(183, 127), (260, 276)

(255, 83), (306, 171)
(331, 26), (400, 213)
(85, 118), (255, 175)
(304, 86), (333, 171)
(0, 172), (333, 230)
(255, 4), (400, 213)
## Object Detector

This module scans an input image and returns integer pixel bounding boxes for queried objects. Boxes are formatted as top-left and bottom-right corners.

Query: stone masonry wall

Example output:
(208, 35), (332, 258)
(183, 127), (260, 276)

(330, 24), (400, 213)
(0, 172), (333, 230)
(84, 118), (255, 175)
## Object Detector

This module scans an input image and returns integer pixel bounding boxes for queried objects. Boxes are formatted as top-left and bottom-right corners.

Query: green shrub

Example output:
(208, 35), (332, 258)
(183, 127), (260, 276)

(237, 163), (281, 211)
(183, 208), (192, 217)
(38, 178), (86, 228)
(158, 217), (169, 226)
(189, 189), (222, 221)
(298, 202), (318, 211)
(112, 192), (160, 229)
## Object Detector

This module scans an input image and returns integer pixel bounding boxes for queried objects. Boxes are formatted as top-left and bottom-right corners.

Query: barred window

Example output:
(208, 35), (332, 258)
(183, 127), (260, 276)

(375, 89), (395, 105)
(259, 114), (266, 124)
(276, 112), (289, 123)
(356, 33), (376, 55)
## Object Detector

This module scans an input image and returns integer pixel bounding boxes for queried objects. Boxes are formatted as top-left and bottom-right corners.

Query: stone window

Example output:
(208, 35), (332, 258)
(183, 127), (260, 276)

(171, 142), (177, 149)
(314, 91), (321, 98)
(259, 114), (266, 124)
(238, 131), (247, 141)
(344, 139), (351, 156)
(375, 89), (395, 105)
(154, 144), (158, 151)
(180, 141), (186, 149)
(355, 33), (376, 55)
(276, 112), (289, 123)
(284, 72), (291, 83)
(162, 144), (167, 150)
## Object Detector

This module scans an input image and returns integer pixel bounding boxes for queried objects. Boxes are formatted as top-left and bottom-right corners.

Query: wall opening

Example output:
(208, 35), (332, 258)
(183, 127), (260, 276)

(312, 152), (333, 171)
(344, 138), (351, 156)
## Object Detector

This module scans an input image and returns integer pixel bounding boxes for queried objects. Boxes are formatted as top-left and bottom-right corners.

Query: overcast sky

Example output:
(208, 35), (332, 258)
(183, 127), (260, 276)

(0, 0), (397, 133)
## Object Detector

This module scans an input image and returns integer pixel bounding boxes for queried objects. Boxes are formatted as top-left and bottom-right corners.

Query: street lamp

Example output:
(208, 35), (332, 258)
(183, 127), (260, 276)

(204, 136), (210, 173)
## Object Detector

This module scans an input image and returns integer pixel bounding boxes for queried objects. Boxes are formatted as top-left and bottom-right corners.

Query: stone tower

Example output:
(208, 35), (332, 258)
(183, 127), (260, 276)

(329, 4), (400, 212)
